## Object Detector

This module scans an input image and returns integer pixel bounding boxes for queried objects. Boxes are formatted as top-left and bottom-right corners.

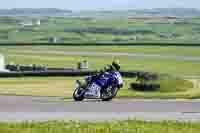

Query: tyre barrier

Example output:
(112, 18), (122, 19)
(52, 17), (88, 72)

(0, 71), (149, 78)
(0, 71), (96, 78)
(129, 83), (160, 92)
(6, 64), (48, 72)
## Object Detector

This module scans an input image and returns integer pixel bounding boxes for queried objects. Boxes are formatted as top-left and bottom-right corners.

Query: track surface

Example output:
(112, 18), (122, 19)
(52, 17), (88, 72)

(1, 95), (200, 122)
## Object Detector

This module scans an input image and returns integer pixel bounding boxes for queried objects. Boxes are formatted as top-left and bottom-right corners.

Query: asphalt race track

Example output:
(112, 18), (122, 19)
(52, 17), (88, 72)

(1, 95), (200, 122)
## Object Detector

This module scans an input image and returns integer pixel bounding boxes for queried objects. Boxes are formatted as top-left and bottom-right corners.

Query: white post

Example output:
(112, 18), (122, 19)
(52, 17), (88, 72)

(0, 54), (9, 72)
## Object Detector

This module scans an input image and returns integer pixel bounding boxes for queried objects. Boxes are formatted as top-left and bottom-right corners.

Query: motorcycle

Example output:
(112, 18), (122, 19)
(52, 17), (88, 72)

(73, 74), (121, 101)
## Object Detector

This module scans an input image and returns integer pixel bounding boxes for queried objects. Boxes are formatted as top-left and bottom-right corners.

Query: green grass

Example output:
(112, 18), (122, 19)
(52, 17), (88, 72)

(1, 16), (200, 43)
(0, 120), (199, 133)
(2, 45), (200, 56)
(0, 77), (198, 99)
(119, 78), (199, 99)
(1, 46), (200, 76)
(0, 77), (76, 97)
(0, 45), (199, 98)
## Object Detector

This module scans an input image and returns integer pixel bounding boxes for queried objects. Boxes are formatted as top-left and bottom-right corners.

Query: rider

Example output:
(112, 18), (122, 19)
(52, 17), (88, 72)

(81, 60), (123, 98)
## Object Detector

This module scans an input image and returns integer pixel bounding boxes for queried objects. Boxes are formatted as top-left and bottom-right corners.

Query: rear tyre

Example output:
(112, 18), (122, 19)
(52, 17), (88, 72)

(101, 87), (119, 101)
(73, 87), (85, 101)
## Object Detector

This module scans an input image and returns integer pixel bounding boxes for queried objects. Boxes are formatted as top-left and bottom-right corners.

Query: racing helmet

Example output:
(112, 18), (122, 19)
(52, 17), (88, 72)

(111, 60), (121, 71)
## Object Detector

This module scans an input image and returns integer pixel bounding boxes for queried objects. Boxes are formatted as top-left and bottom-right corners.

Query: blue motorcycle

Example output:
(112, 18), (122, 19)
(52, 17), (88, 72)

(73, 72), (123, 101)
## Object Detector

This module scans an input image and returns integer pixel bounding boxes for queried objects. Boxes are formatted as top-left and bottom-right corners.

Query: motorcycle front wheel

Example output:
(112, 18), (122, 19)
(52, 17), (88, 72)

(73, 87), (85, 101)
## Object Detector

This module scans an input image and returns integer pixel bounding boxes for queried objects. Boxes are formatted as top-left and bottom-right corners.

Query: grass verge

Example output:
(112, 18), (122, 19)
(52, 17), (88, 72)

(0, 77), (198, 99)
(1, 46), (200, 76)
(0, 120), (199, 133)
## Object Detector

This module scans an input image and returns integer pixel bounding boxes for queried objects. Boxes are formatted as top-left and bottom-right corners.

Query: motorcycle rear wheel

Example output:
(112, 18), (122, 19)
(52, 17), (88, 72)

(101, 87), (119, 101)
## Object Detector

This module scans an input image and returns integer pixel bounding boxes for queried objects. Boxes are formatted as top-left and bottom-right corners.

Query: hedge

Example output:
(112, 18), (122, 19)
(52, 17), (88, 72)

(0, 42), (200, 46)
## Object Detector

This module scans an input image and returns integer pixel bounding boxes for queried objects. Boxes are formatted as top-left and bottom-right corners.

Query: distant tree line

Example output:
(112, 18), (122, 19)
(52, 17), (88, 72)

(0, 8), (72, 15)
(64, 27), (154, 35)
(0, 17), (20, 24)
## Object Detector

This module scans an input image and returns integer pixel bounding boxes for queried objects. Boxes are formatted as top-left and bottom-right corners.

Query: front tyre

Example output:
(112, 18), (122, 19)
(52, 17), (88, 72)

(73, 87), (85, 101)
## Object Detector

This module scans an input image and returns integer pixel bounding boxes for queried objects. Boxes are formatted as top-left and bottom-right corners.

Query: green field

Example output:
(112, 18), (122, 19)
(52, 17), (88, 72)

(1, 16), (200, 43)
(0, 76), (198, 99)
(0, 120), (199, 133)
(1, 46), (200, 76)
(0, 45), (200, 98)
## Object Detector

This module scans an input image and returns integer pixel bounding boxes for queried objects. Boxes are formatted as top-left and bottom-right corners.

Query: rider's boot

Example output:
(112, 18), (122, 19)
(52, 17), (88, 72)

(96, 88), (101, 98)
(92, 87), (101, 98)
